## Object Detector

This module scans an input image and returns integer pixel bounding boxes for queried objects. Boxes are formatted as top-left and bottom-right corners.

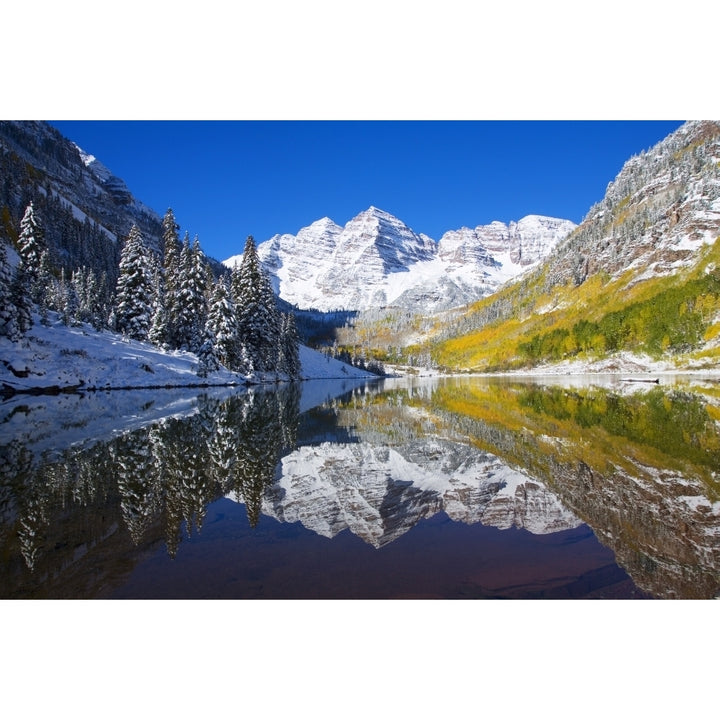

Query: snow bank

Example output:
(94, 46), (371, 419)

(1, 312), (374, 396)
(297, 345), (376, 381)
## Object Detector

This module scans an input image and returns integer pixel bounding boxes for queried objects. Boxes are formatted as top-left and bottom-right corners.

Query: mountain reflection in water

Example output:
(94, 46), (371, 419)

(1, 375), (718, 599)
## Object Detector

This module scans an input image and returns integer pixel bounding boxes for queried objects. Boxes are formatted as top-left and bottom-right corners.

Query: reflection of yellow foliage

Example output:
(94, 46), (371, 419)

(431, 380), (720, 498)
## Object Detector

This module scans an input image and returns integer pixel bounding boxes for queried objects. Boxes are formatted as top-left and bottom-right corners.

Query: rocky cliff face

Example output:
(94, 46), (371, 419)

(438, 215), (575, 268)
(549, 120), (720, 287)
(225, 206), (576, 313)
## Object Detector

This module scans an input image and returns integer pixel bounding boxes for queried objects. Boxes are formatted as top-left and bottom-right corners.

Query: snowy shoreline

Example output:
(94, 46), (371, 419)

(0, 313), (377, 399)
(4, 314), (719, 400)
(386, 352), (720, 386)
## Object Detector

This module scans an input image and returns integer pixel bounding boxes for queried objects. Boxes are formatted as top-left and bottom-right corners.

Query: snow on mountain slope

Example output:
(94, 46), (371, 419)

(0, 121), (163, 251)
(224, 206), (576, 312)
(548, 120), (720, 287)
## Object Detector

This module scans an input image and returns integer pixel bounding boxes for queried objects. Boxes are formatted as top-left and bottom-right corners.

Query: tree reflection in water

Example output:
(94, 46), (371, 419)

(0, 385), (301, 594)
(426, 377), (720, 599)
(1, 376), (719, 598)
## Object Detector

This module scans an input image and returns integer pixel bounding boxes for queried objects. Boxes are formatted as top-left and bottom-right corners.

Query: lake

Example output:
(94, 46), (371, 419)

(1, 374), (719, 599)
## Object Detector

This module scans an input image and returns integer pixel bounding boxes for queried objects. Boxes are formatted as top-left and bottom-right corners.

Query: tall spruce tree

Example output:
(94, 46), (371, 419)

(17, 202), (46, 304)
(9, 262), (33, 339)
(36, 250), (54, 325)
(196, 336), (220, 377)
(175, 235), (208, 352)
(161, 209), (181, 348)
(205, 276), (238, 369)
(148, 266), (168, 348)
(232, 235), (281, 373)
(278, 312), (301, 378)
(114, 225), (156, 341)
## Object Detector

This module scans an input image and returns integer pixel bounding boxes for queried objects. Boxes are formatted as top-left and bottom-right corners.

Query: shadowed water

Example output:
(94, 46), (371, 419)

(2, 375), (718, 598)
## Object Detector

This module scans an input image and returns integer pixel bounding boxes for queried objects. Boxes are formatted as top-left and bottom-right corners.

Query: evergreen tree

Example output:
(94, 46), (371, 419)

(148, 265), (167, 347)
(148, 294), (168, 347)
(0, 240), (16, 337)
(161, 209), (181, 348)
(175, 235), (207, 352)
(94, 272), (112, 330)
(205, 276), (239, 369)
(36, 250), (54, 325)
(190, 236), (209, 341)
(52, 268), (69, 321)
(197, 336), (220, 377)
(278, 312), (301, 378)
(9, 262), (33, 339)
(17, 202), (46, 303)
(114, 225), (155, 341)
(71, 266), (107, 330)
(61, 271), (79, 326)
(232, 235), (281, 373)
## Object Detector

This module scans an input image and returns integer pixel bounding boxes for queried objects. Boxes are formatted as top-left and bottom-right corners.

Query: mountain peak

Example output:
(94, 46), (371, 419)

(353, 205), (398, 222)
(225, 207), (574, 312)
(307, 216), (343, 233)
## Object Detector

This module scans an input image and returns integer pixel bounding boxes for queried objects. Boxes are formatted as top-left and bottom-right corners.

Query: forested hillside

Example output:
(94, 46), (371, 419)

(398, 121), (720, 373)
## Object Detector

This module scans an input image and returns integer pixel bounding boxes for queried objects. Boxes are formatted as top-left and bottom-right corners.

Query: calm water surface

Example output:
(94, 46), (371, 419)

(2, 375), (719, 599)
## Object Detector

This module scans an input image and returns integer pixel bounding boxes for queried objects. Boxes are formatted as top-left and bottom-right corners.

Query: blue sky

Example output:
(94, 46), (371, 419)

(50, 120), (684, 262)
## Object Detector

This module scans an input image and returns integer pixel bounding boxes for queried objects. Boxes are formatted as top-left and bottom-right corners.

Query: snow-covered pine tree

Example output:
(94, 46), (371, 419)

(196, 335), (220, 377)
(161, 208), (181, 348)
(17, 202), (46, 304)
(205, 276), (238, 369)
(73, 266), (108, 330)
(232, 235), (281, 373)
(9, 262), (33, 339)
(173, 231), (192, 347)
(191, 236), (210, 337)
(148, 273), (168, 348)
(61, 272), (79, 326)
(114, 224), (156, 341)
(175, 234), (208, 352)
(36, 250), (54, 325)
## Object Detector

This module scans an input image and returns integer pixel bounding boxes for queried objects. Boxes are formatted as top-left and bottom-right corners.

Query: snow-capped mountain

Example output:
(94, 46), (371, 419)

(224, 206), (576, 313)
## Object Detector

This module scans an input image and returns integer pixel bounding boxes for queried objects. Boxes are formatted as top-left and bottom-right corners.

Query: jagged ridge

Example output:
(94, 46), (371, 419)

(224, 206), (576, 313)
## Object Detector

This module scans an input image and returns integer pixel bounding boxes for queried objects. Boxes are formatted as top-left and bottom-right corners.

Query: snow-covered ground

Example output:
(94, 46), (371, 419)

(0, 312), (375, 396)
(4, 313), (718, 399)
(500, 351), (720, 381)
